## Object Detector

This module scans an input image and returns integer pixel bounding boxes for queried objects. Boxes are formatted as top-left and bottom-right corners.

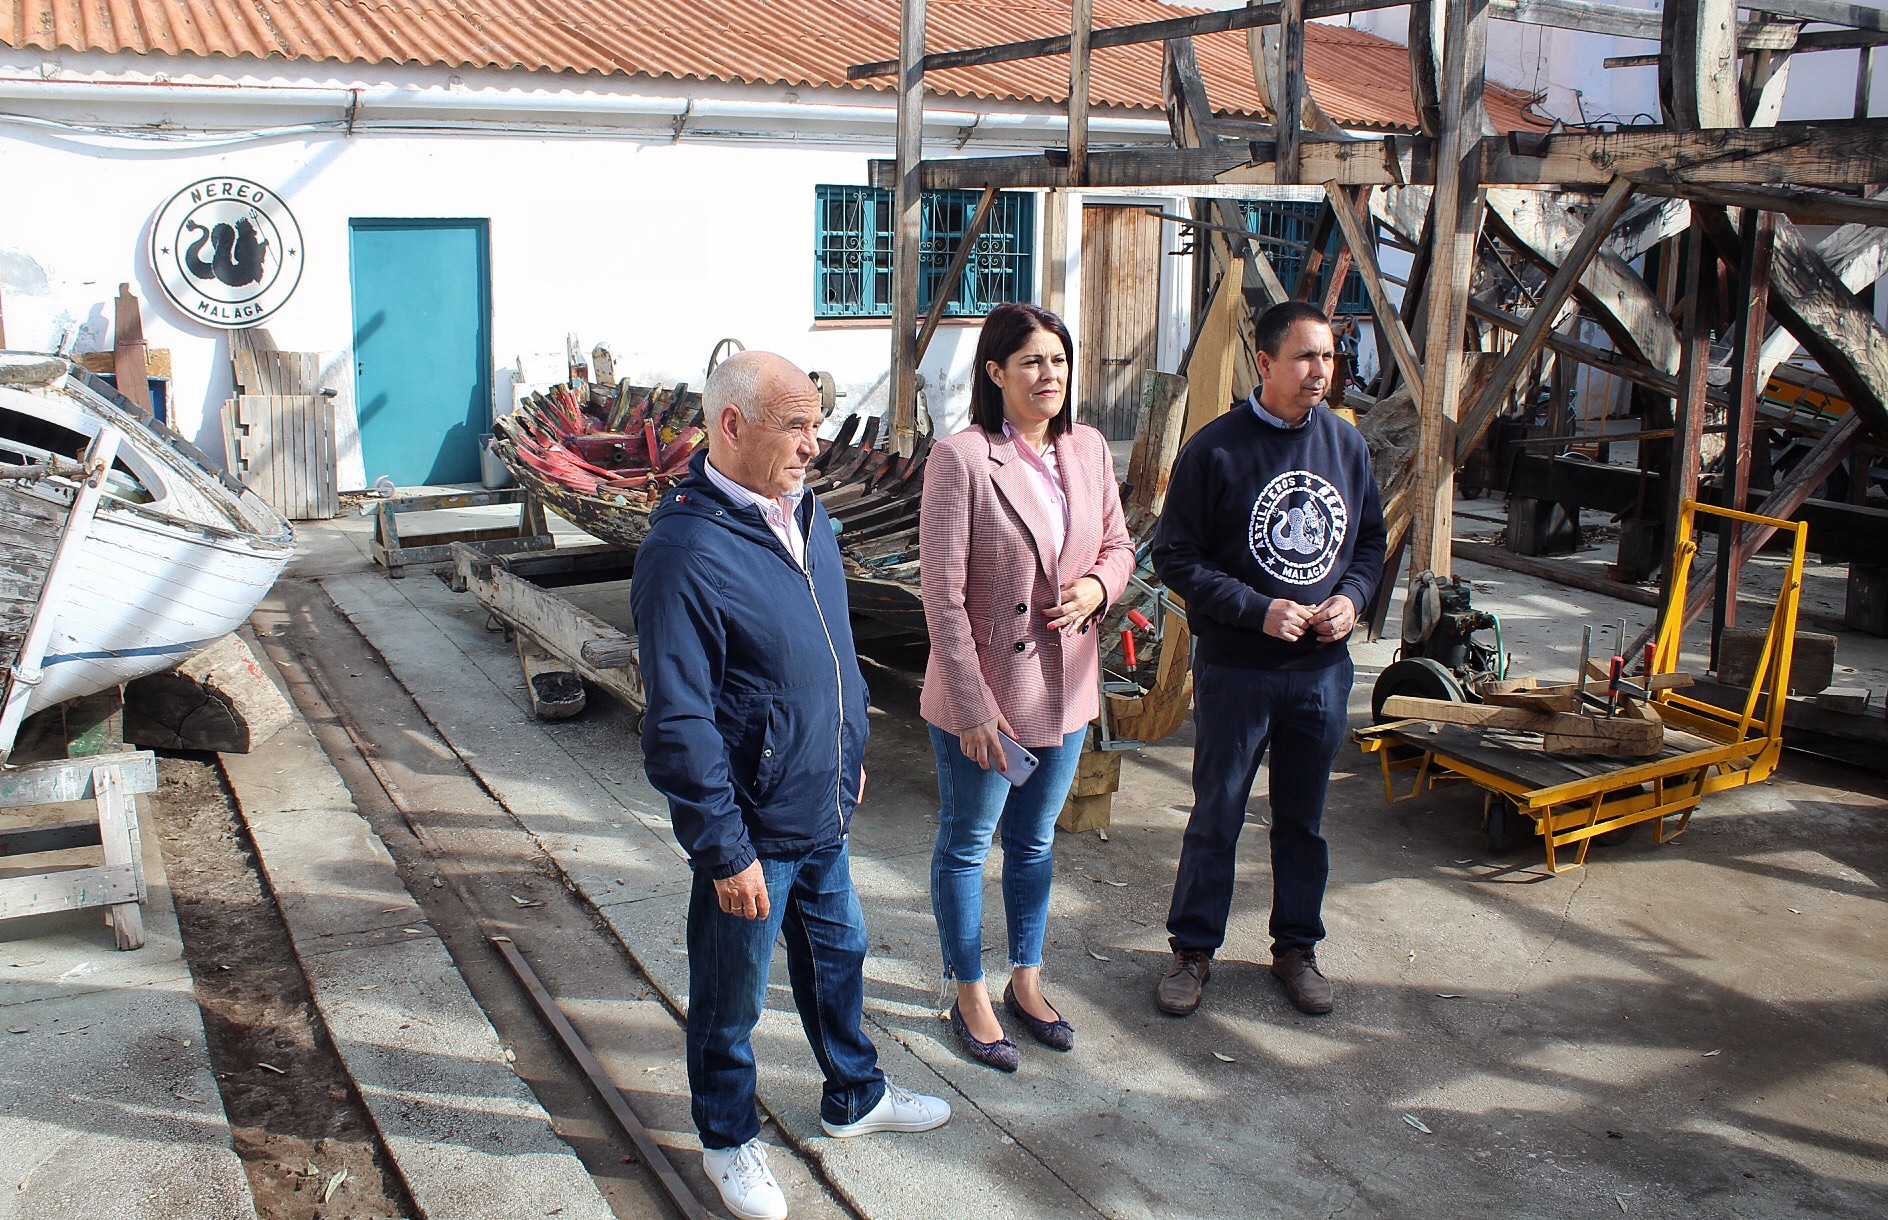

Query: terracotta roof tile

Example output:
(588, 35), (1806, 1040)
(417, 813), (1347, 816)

(0, 0), (1547, 133)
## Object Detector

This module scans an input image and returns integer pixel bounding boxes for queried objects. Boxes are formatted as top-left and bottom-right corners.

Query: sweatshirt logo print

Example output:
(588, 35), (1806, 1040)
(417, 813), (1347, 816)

(1248, 470), (1349, 586)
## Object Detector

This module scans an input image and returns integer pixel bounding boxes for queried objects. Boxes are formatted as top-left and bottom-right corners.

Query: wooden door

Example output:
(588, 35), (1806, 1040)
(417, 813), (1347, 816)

(1078, 205), (1162, 441)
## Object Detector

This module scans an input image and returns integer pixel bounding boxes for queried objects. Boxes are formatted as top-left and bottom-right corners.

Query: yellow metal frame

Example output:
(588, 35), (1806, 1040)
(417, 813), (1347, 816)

(1357, 500), (1807, 872)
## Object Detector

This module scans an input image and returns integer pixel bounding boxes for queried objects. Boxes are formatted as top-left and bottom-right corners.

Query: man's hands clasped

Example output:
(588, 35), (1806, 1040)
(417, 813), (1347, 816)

(1263, 594), (1357, 643)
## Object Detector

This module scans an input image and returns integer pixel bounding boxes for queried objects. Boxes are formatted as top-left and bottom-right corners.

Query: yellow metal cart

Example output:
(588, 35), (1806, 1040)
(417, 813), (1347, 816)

(1355, 501), (1806, 872)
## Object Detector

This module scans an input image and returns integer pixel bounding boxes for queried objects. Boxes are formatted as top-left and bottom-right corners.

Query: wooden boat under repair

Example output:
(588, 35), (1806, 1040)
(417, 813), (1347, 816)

(0, 352), (295, 758)
(491, 378), (935, 633)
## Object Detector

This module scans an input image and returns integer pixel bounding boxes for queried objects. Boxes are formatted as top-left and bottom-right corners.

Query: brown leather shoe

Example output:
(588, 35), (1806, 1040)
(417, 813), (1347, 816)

(1156, 948), (1212, 1016)
(1271, 946), (1333, 1015)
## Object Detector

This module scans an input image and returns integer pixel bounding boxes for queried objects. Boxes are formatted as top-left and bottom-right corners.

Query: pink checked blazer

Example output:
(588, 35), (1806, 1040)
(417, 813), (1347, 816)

(919, 422), (1137, 749)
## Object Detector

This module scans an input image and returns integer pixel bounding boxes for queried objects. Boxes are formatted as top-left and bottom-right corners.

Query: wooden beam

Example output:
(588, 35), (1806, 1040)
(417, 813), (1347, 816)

(1606, 194), (1692, 264)
(1764, 216), (1888, 437)
(1752, 1), (1888, 34)
(1755, 190), (1888, 388)
(913, 185), (997, 366)
(1409, 0), (1488, 581)
(1458, 177), (1636, 464)
(1325, 182), (1425, 401)
(1468, 295), (1681, 397)
(846, 0), (1410, 80)
(1069, 0), (1092, 187)
(880, 123), (1888, 194)
(1484, 188), (1680, 374)
(1489, 0), (1799, 47)
(1629, 180), (1888, 229)
(1480, 124), (1888, 189)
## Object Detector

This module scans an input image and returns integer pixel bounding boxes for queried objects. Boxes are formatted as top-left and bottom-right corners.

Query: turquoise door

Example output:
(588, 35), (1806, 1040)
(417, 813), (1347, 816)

(349, 219), (491, 486)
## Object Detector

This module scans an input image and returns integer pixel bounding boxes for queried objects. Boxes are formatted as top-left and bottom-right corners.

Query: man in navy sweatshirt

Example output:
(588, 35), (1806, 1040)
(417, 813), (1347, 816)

(1150, 301), (1386, 1020)
(632, 351), (950, 1220)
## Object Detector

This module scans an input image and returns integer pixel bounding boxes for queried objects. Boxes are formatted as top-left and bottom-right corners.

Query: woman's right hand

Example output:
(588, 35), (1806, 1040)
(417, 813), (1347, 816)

(961, 714), (1017, 772)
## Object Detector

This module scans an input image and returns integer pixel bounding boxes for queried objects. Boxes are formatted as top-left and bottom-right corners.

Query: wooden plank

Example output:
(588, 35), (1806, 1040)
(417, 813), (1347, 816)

(888, 0), (926, 458)
(1756, 194), (1888, 388)
(1325, 182), (1425, 401)
(0, 864), (139, 922)
(1381, 694), (1664, 754)
(1628, 181), (1888, 230)
(1458, 177), (1635, 463)
(95, 763), (145, 949)
(1658, 227), (1715, 635)
(0, 751), (158, 808)
(111, 283), (152, 414)
(1489, 0), (1800, 47)
(1123, 371), (1190, 522)
(1467, 295), (1680, 397)
(1606, 195), (1692, 265)
(455, 546), (644, 712)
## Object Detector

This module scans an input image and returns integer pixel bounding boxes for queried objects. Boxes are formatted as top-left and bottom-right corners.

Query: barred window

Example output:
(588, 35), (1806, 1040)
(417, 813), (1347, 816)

(1239, 200), (1370, 314)
(814, 186), (1036, 319)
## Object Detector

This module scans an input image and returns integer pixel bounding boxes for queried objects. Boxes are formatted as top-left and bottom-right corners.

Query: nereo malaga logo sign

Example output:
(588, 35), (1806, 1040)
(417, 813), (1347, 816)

(148, 177), (304, 329)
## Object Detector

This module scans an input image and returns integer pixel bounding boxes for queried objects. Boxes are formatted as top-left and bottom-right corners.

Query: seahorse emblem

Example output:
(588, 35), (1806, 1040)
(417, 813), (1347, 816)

(183, 216), (270, 288)
(1269, 502), (1327, 555)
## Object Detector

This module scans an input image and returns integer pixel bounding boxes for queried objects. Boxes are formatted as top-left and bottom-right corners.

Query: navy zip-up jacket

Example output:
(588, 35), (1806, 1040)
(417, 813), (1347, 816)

(630, 450), (869, 879)
(1153, 403), (1385, 671)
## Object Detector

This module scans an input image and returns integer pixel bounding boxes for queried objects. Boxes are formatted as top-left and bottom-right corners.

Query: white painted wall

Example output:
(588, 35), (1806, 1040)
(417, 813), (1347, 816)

(0, 53), (1196, 489)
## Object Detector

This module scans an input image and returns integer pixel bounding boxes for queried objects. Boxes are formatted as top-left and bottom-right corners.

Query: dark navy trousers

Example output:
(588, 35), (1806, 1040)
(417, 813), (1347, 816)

(1167, 654), (1354, 956)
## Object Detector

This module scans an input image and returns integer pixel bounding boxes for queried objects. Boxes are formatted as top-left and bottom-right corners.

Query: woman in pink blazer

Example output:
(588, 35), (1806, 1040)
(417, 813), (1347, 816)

(919, 302), (1136, 1071)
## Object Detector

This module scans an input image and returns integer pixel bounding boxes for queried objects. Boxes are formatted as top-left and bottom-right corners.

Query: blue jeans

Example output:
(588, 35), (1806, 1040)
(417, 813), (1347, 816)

(1167, 656), (1354, 956)
(929, 723), (1088, 984)
(685, 838), (885, 1150)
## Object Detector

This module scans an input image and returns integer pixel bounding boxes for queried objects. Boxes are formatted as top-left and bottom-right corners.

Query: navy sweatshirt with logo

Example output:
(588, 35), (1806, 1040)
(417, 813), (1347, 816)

(1152, 403), (1386, 671)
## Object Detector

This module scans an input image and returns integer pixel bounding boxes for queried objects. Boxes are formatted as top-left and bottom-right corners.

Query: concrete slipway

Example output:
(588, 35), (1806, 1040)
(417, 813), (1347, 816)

(7, 492), (1887, 1220)
(272, 501), (1887, 1220)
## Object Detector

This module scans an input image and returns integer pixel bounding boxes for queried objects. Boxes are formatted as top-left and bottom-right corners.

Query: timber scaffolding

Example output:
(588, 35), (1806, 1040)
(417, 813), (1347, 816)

(852, 0), (1888, 675)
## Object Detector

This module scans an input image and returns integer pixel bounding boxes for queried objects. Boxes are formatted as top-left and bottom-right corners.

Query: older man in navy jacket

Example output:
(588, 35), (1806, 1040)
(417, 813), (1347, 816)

(632, 351), (949, 1220)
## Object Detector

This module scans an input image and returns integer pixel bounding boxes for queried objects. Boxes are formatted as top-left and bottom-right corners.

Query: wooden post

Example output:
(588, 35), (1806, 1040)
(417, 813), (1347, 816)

(889, 0), (927, 457)
(1043, 188), (1070, 316)
(1712, 208), (1776, 659)
(1069, 0), (1092, 187)
(1276, 0), (1306, 183)
(1659, 225), (1713, 642)
(1408, 0), (1488, 581)
(112, 283), (153, 414)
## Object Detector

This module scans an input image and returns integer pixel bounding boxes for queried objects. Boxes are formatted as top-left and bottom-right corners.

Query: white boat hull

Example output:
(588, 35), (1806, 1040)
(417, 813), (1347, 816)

(1, 354), (295, 742)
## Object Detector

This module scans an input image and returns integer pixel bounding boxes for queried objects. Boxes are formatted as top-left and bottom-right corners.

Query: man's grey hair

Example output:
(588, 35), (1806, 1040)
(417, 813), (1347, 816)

(702, 351), (764, 423)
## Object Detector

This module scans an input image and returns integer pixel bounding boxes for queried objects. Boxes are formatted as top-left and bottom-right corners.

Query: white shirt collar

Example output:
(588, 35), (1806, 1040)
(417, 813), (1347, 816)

(1250, 391), (1314, 431)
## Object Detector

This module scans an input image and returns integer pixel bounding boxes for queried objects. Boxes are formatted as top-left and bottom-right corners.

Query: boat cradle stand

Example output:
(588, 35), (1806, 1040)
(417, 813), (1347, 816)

(0, 747), (154, 950)
(371, 487), (554, 578)
(449, 541), (646, 723)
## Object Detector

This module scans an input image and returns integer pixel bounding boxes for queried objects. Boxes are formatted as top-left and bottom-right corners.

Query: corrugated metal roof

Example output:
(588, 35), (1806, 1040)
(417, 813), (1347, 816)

(0, 1), (1546, 133)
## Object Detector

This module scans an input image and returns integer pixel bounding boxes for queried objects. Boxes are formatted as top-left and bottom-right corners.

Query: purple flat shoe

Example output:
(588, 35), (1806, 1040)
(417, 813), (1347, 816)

(949, 1003), (1019, 1072)
(1004, 983), (1074, 1052)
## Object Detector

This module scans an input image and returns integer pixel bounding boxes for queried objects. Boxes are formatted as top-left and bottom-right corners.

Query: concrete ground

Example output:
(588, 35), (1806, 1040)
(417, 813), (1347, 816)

(0, 794), (257, 1219)
(279, 497), (1888, 1220)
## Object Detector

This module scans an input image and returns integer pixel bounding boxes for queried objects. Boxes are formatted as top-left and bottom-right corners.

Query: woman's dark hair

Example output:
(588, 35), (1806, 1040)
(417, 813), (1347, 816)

(970, 302), (1076, 437)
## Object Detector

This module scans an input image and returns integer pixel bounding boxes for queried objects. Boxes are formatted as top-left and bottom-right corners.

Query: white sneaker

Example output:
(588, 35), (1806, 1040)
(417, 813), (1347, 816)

(701, 1139), (788, 1220)
(820, 1079), (953, 1138)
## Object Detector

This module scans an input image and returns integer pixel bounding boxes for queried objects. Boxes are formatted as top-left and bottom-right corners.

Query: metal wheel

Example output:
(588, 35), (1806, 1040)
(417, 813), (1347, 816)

(705, 337), (746, 380)
(1370, 656), (1467, 723)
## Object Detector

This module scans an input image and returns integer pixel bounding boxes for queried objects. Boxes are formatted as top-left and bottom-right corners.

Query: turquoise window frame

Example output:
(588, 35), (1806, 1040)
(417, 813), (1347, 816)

(1240, 200), (1371, 315)
(814, 186), (1036, 319)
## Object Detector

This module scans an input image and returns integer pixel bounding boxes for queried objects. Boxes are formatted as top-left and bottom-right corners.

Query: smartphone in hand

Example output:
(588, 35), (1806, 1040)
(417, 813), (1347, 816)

(995, 729), (1040, 787)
